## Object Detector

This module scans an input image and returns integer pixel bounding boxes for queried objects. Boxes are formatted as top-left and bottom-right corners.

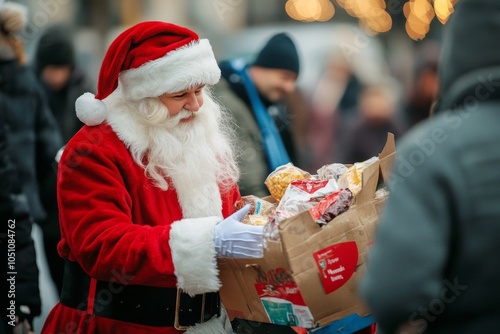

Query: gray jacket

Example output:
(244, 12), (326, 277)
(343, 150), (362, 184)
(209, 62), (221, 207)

(360, 0), (500, 332)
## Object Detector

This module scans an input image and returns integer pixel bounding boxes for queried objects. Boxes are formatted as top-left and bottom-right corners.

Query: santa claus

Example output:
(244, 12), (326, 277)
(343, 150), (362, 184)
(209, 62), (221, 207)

(41, 21), (264, 334)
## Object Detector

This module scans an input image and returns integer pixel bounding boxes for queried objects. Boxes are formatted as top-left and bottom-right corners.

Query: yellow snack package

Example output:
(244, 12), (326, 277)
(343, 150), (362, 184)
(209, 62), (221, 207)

(265, 163), (310, 201)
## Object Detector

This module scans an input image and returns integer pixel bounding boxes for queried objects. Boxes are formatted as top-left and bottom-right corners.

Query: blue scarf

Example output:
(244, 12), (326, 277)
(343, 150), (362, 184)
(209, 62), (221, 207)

(229, 59), (291, 172)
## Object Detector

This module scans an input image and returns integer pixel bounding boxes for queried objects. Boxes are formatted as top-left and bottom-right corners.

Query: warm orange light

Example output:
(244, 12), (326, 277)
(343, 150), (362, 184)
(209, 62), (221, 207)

(367, 11), (392, 33)
(285, 0), (302, 20)
(335, 0), (348, 8)
(286, 0), (455, 38)
(286, 0), (335, 22)
(434, 0), (455, 24)
(406, 20), (426, 41)
(318, 0), (335, 21)
(408, 15), (430, 35)
(403, 2), (412, 18)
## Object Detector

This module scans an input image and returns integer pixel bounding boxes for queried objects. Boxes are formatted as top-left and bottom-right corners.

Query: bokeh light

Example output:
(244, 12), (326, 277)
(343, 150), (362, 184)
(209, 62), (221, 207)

(285, 0), (335, 22)
(286, 0), (458, 40)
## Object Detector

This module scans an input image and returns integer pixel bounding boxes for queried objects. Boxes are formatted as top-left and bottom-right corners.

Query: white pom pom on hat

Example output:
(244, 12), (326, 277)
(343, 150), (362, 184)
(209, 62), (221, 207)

(75, 21), (221, 127)
(76, 93), (107, 126)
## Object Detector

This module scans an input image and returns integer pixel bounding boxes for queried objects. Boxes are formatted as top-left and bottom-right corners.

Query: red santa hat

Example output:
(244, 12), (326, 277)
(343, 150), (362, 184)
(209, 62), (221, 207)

(76, 21), (221, 126)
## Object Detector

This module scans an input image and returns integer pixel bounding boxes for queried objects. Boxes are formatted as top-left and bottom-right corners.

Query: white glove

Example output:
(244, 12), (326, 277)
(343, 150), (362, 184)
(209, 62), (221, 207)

(214, 204), (264, 258)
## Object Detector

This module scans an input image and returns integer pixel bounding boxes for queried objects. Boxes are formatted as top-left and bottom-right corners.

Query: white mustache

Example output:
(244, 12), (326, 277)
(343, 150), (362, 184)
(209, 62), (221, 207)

(160, 109), (195, 128)
(170, 110), (194, 121)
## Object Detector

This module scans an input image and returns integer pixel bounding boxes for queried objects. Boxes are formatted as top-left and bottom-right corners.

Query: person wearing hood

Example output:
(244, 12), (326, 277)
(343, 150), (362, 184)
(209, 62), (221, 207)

(34, 24), (95, 296)
(214, 33), (300, 197)
(360, 0), (500, 333)
(35, 24), (94, 143)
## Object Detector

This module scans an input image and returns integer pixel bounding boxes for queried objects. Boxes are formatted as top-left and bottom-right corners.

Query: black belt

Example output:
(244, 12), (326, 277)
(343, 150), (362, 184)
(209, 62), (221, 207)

(60, 260), (220, 328)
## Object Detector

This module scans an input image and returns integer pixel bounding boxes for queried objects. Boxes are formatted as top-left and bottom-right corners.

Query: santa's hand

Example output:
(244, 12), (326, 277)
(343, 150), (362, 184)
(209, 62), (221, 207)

(214, 204), (264, 258)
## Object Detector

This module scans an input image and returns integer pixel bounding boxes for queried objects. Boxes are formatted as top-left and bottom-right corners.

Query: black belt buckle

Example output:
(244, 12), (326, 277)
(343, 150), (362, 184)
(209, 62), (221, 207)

(174, 288), (206, 330)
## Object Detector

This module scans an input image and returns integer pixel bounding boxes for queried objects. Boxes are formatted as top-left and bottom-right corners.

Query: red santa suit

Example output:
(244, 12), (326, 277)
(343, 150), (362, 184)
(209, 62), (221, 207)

(41, 122), (239, 333)
(41, 21), (240, 334)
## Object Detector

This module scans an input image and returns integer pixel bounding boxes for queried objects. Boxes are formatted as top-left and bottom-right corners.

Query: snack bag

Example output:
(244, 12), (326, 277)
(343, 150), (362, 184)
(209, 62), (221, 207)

(235, 195), (276, 215)
(276, 178), (339, 216)
(265, 163), (310, 201)
(309, 188), (353, 226)
(263, 210), (294, 241)
(338, 156), (378, 196)
(234, 195), (276, 226)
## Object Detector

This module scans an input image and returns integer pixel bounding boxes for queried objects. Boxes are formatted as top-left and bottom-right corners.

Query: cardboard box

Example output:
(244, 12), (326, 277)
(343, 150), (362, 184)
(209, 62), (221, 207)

(219, 133), (396, 329)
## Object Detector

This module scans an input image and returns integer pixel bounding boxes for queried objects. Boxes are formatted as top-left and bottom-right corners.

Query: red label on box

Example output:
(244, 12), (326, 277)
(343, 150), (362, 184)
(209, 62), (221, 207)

(313, 241), (358, 294)
(254, 268), (307, 305)
(253, 268), (314, 328)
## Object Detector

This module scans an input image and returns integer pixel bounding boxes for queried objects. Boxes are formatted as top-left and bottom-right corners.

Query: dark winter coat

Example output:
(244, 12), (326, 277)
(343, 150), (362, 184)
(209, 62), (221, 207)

(37, 67), (92, 143)
(0, 59), (63, 222)
(360, 0), (500, 333)
(36, 66), (94, 237)
(0, 111), (41, 328)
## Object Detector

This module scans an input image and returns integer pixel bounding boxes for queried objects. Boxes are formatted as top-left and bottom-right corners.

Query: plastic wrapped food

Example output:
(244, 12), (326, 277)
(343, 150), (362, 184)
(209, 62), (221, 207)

(276, 178), (339, 215)
(235, 195), (276, 216)
(310, 188), (353, 226)
(265, 163), (310, 201)
(338, 156), (378, 196)
(234, 195), (276, 226)
(263, 210), (295, 241)
(245, 214), (269, 226)
(317, 163), (348, 181)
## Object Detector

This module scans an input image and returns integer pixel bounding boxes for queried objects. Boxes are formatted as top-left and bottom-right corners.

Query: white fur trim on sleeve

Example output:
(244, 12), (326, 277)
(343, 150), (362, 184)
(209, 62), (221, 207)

(169, 216), (221, 296)
(118, 39), (221, 100)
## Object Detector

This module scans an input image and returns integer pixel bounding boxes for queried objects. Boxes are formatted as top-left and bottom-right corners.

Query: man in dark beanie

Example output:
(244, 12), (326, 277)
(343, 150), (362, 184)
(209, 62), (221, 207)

(214, 33), (300, 198)
(360, 0), (500, 333)
(33, 24), (94, 296)
(253, 33), (300, 81)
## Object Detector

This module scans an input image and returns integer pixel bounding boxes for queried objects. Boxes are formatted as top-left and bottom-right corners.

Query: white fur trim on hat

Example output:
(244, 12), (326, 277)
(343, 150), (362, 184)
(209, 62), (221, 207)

(76, 92), (107, 126)
(169, 216), (221, 296)
(119, 39), (221, 100)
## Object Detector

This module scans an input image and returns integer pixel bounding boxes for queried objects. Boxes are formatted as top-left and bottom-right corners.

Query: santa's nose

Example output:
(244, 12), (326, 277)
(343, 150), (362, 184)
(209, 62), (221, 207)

(184, 93), (201, 112)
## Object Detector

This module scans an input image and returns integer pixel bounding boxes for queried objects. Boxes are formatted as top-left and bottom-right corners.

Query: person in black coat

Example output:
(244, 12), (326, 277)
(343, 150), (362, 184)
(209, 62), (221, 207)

(0, 112), (40, 334)
(0, 4), (61, 332)
(34, 24), (94, 295)
(0, 3), (62, 224)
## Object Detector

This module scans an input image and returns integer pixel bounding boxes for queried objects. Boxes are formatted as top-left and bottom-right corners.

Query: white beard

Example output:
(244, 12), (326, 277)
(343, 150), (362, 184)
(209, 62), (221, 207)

(105, 88), (239, 218)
